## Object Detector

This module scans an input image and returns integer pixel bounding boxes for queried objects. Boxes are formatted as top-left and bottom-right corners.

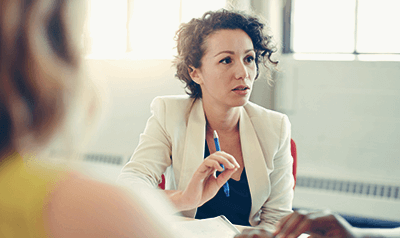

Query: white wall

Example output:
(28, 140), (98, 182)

(83, 59), (185, 160)
(275, 57), (400, 184)
(275, 56), (400, 220)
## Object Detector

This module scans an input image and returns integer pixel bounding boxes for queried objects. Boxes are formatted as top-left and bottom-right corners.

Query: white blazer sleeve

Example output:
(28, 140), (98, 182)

(117, 97), (172, 188)
(259, 115), (294, 231)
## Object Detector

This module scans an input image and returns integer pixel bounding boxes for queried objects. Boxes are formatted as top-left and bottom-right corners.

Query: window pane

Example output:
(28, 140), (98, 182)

(356, 0), (400, 53)
(128, 0), (180, 59)
(87, 0), (127, 57)
(181, 0), (226, 23)
(292, 0), (356, 53)
(128, 0), (226, 59)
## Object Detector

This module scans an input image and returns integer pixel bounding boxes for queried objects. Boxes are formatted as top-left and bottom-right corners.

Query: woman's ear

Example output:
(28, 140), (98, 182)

(188, 66), (203, 85)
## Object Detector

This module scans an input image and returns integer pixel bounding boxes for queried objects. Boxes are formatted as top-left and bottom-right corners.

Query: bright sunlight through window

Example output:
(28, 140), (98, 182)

(356, 0), (400, 53)
(292, 0), (356, 53)
(86, 0), (127, 57)
(292, 0), (400, 54)
(86, 0), (226, 59)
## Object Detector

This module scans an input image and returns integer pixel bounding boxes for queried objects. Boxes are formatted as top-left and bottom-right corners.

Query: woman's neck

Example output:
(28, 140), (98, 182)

(202, 99), (240, 133)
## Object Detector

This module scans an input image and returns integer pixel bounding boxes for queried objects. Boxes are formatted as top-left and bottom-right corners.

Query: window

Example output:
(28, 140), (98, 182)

(285, 0), (400, 55)
(85, 0), (127, 57)
(84, 0), (226, 59)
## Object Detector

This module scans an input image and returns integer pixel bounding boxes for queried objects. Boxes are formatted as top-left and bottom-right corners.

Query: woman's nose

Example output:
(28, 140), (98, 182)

(235, 61), (249, 80)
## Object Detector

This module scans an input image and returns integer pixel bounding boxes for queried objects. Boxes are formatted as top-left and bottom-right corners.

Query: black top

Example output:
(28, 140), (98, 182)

(195, 141), (252, 226)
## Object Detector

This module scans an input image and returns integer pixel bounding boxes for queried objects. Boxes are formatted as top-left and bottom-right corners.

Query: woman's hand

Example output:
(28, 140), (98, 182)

(169, 151), (239, 211)
(273, 210), (355, 238)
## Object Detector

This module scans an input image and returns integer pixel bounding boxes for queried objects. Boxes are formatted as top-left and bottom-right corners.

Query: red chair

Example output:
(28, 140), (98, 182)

(291, 139), (297, 189)
(159, 173), (166, 190)
(159, 139), (297, 190)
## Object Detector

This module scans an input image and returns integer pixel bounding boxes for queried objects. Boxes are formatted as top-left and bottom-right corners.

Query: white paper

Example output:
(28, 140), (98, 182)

(174, 216), (240, 238)
(298, 234), (310, 238)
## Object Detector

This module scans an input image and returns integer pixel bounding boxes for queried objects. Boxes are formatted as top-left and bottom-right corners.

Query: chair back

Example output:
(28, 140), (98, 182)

(291, 139), (297, 189)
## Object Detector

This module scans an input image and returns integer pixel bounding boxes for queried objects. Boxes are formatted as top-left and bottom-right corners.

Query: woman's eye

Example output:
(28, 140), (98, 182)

(245, 56), (255, 63)
(220, 57), (232, 64)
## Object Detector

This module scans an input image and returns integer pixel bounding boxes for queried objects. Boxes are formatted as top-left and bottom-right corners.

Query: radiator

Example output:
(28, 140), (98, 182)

(48, 151), (128, 182)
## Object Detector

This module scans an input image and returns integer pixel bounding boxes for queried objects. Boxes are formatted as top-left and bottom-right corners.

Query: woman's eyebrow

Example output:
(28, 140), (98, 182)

(213, 49), (255, 57)
(214, 50), (234, 57)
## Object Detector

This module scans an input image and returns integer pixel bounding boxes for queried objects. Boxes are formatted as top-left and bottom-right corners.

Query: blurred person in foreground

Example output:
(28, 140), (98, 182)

(235, 210), (400, 238)
(0, 0), (179, 237)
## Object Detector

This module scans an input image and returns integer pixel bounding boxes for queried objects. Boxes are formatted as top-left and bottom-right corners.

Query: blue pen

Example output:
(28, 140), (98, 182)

(213, 130), (230, 197)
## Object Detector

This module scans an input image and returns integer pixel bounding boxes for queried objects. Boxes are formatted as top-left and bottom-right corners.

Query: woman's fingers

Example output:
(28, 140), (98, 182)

(206, 157), (228, 171)
(274, 210), (310, 237)
(198, 152), (239, 188)
(182, 151), (240, 209)
(215, 166), (237, 187)
(209, 151), (240, 170)
(216, 151), (240, 168)
(274, 213), (294, 235)
(197, 151), (240, 173)
(278, 213), (305, 236)
(274, 210), (351, 238)
(287, 218), (312, 238)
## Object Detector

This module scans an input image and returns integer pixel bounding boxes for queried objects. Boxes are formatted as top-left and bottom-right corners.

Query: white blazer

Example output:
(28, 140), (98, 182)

(118, 95), (294, 231)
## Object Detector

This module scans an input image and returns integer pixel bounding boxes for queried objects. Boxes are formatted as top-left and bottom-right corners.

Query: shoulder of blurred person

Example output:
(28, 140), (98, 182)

(46, 165), (181, 237)
(1, 151), (181, 237)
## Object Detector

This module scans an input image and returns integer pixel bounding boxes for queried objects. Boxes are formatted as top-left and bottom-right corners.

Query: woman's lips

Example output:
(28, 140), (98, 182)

(232, 86), (250, 95)
(232, 85), (250, 91)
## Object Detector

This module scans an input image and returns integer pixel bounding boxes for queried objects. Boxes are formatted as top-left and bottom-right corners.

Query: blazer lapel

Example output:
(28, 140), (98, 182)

(177, 102), (270, 218)
(239, 107), (271, 219)
(178, 98), (206, 191)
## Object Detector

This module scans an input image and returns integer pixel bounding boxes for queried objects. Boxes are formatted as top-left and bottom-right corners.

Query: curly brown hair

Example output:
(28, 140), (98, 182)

(173, 9), (278, 99)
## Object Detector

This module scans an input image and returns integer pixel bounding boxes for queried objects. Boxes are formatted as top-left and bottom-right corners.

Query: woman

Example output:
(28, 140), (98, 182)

(118, 9), (294, 231)
(0, 0), (178, 237)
